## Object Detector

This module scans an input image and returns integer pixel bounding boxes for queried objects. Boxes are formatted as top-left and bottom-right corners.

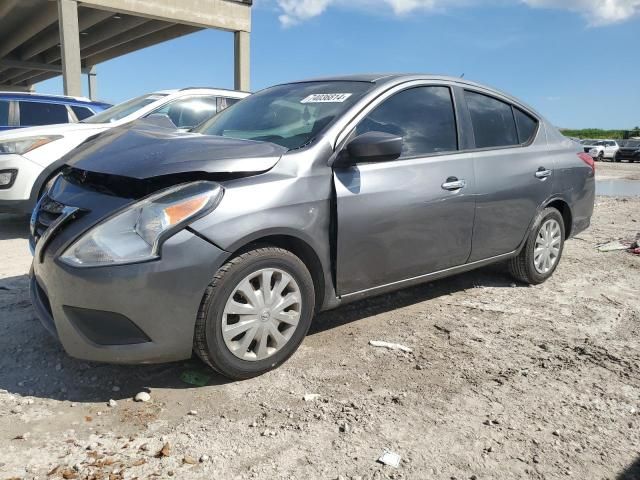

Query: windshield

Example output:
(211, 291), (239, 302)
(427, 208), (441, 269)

(82, 93), (167, 124)
(195, 81), (374, 149)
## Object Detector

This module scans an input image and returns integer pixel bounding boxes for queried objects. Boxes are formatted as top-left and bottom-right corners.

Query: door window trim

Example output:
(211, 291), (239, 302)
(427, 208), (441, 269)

(461, 88), (541, 153)
(331, 79), (543, 168)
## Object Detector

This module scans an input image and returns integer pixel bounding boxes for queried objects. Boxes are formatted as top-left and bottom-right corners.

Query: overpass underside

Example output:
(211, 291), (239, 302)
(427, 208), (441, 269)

(0, 0), (252, 98)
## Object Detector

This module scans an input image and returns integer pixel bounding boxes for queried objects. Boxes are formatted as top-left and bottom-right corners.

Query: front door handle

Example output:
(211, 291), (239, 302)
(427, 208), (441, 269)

(441, 177), (466, 191)
(535, 167), (552, 179)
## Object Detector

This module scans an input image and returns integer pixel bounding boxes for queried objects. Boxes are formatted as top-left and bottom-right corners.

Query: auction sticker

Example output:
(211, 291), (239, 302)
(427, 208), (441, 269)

(301, 93), (352, 103)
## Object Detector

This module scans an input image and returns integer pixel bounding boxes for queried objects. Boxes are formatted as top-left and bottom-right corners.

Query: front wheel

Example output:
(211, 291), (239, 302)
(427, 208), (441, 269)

(194, 246), (315, 380)
(509, 207), (565, 285)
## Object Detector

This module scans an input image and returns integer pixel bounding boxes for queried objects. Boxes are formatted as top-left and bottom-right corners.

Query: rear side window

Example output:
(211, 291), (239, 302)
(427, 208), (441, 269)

(0, 100), (9, 126)
(19, 101), (69, 126)
(514, 108), (538, 144)
(71, 105), (95, 121)
(465, 91), (518, 148)
(356, 86), (458, 157)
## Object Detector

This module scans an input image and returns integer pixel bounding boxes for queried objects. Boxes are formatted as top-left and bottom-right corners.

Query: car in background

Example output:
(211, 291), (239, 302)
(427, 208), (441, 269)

(581, 139), (619, 161)
(0, 88), (248, 214)
(27, 74), (595, 379)
(615, 140), (640, 163)
(0, 92), (111, 132)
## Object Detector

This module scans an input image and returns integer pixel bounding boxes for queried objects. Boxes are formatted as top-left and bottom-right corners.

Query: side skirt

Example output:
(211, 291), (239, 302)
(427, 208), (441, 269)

(332, 250), (518, 306)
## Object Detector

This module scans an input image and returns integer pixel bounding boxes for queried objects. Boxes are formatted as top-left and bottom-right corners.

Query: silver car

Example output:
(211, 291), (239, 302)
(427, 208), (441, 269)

(29, 74), (595, 379)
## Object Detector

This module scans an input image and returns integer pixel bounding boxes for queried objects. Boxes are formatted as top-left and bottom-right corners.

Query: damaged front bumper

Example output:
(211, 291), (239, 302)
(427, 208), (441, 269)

(29, 174), (229, 364)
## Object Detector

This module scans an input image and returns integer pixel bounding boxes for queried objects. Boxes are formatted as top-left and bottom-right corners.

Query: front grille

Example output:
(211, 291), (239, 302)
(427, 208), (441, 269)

(31, 194), (65, 243)
(584, 147), (592, 153)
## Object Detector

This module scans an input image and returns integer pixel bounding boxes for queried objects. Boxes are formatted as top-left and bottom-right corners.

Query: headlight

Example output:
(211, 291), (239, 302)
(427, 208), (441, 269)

(60, 181), (223, 267)
(0, 135), (62, 155)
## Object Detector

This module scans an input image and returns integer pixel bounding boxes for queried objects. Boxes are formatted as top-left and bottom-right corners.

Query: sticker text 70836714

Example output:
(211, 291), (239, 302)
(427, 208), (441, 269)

(300, 93), (353, 104)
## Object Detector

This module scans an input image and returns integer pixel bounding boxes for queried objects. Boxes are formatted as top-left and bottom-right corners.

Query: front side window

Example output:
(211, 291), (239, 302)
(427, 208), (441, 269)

(19, 101), (69, 126)
(149, 96), (218, 129)
(465, 91), (518, 148)
(514, 108), (539, 144)
(355, 86), (458, 157)
(196, 81), (374, 150)
(0, 100), (9, 126)
(83, 94), (167, 124)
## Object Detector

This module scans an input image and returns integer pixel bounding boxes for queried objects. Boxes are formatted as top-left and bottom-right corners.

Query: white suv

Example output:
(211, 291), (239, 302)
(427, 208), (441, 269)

(581, 139), (619, 161)
(0, 88), (248, 214)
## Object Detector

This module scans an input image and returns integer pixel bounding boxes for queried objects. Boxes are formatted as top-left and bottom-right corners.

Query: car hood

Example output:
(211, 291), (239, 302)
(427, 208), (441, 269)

(0, 122), (108, 140)
(64, 121), (288, 180)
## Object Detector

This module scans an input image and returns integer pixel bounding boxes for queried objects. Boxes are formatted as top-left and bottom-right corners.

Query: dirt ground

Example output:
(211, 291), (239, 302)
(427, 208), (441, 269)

(0, 163), (639, 480)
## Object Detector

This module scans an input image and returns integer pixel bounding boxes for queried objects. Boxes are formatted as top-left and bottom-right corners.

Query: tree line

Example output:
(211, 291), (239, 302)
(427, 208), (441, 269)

(560, 127), (640, 139)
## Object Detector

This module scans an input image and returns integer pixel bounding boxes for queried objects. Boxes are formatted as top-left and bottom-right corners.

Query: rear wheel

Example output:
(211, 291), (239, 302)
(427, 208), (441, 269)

(194, 246), (315, 380)
(509, 207), (565, 285)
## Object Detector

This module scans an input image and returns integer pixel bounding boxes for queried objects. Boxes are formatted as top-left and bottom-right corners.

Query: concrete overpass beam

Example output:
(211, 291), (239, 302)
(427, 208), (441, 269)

(58, 0), (83, 97)
(234, 30), (249, 92)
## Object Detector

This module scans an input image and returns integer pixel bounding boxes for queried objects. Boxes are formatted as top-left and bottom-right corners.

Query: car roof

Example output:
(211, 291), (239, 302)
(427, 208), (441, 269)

(153, 87), (250, 98)
(0, 91), (108, 106)
(279, 73), (542, 118)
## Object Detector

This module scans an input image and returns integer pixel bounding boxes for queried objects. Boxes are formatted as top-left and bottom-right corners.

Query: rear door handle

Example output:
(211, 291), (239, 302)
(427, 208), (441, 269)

(441, 177), (466, 191)
(535, 167), (552, 179)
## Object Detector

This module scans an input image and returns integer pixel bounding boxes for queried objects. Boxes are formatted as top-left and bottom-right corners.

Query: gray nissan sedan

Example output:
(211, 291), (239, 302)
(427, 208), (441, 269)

(29, 74), (595, 379)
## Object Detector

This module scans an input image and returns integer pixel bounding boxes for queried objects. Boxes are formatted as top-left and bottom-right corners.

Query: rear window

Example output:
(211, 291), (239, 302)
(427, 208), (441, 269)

(71, 105), (95, 121)
(0, 100), (9, 126)
(514, 108), (538, 144)
(19, 101), (68, 126)
(465, 90), (518, 149)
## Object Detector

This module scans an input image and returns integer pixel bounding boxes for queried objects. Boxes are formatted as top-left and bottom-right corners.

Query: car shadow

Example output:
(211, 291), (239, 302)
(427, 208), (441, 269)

(0, 213), (30, 240)
(0, 263), (522, 403)
(618, 456), (640, 480)
(310, 262), (522, 335)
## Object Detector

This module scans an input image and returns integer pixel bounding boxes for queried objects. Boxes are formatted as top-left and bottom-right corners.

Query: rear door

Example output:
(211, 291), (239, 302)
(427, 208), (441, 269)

(463, 89), (552, 261)
(334, 84), (476, 295)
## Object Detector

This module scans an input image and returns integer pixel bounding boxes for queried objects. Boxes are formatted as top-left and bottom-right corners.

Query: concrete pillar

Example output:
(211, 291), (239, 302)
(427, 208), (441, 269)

(57, 0), (82, 97)
(87, 66), (98, 100)
(234, 30), (250, 92)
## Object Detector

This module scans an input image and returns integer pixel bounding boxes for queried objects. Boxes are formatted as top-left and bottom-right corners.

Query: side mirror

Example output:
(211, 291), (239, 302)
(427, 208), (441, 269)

(334, 131), (403, 168)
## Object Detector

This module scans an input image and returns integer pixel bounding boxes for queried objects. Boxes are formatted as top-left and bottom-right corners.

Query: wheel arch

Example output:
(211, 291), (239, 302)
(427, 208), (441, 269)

(223, 230), (328, 313)
(543, 197), (573, 239)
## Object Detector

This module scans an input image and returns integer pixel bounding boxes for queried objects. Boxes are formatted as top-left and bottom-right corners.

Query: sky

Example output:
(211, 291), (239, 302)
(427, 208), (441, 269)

(38, 0), (640, 129)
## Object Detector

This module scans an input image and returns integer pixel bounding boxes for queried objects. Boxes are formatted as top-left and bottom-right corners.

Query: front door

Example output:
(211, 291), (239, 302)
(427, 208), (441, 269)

(334, 85), (476, 296)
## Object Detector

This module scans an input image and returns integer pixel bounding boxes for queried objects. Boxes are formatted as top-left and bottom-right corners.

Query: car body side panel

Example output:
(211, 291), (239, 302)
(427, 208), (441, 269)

(545, 126), (595, 236)
(189, 146), (337, 310)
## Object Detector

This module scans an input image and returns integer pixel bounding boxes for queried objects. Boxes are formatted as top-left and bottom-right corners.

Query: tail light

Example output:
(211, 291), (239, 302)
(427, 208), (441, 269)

(578, 152), (595, 171)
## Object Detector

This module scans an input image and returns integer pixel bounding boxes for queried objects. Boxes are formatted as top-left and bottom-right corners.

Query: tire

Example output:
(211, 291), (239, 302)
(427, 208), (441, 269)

(194, 246), (315, 380)
(597, 152), (604, 162)
(509, 207), (565, 285)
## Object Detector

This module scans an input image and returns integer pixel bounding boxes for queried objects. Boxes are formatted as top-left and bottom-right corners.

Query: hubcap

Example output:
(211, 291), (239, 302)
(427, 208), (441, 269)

(534, 218), (562, 274)
(222, 268), (302, 361)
